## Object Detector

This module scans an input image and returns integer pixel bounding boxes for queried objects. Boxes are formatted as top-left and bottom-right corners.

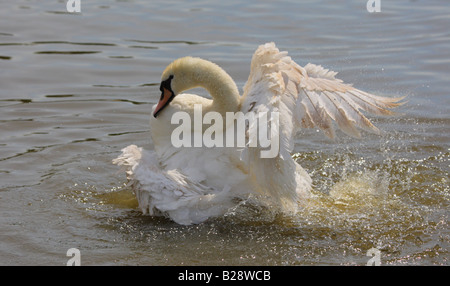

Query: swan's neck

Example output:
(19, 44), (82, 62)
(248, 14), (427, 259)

(175, 57), (241, 114)
(205, 74), (241, 114)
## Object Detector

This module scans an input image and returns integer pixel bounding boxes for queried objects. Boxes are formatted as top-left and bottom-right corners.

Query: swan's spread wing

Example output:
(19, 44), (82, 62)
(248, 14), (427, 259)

(242, 42), (404, 151)
(298, 63), (405, 138)
(113, 145), (235, 225)
(239, 43), (404, 210)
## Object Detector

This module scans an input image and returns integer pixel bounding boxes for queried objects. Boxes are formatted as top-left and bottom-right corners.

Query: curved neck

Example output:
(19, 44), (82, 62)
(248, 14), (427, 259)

(205, 74), (241, 114)
(175, 57), (241, 114)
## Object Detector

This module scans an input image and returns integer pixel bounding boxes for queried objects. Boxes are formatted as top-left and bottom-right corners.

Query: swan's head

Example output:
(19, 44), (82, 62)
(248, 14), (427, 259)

(154, 56), (241, 117)
(153, 57), (207, 118)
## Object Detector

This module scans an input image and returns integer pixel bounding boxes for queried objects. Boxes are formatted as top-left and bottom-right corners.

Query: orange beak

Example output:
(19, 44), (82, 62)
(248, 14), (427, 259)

(153, 87), (174, 118)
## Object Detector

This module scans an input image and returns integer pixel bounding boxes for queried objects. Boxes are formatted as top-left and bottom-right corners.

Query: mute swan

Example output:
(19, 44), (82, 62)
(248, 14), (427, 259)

(113, 42), (404, 225)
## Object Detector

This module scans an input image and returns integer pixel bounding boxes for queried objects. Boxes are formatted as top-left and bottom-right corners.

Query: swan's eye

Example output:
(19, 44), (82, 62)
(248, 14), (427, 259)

(159, 75), (174, 100)
(154, 75), (175, 118)
(160, 75), (174, 92)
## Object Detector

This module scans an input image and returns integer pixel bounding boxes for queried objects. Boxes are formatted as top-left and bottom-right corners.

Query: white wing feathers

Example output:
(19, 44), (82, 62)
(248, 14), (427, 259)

(239, 43), (404, 212)
(242, 42), (405, 146)
(301, 63), (404, 138)
(113, 145), (235, 225)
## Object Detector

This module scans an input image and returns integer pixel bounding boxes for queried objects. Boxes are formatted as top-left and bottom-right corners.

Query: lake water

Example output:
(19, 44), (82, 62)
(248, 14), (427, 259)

(0, 0), (448, 265)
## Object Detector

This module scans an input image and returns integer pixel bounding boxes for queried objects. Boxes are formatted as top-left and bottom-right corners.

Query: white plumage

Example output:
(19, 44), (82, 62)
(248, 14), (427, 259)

(113, 42), (404, 225)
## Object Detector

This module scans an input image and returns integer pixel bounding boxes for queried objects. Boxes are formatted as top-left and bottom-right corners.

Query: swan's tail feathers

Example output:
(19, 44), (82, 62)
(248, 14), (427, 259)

(113, 145), (234, 225)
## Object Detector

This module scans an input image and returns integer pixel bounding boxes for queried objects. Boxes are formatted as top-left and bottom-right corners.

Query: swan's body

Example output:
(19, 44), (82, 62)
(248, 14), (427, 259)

(114, 43), (404, 225)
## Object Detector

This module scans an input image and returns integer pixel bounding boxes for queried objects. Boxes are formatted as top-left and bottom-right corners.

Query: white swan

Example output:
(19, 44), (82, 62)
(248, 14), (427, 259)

(113, 42), (404, 225)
